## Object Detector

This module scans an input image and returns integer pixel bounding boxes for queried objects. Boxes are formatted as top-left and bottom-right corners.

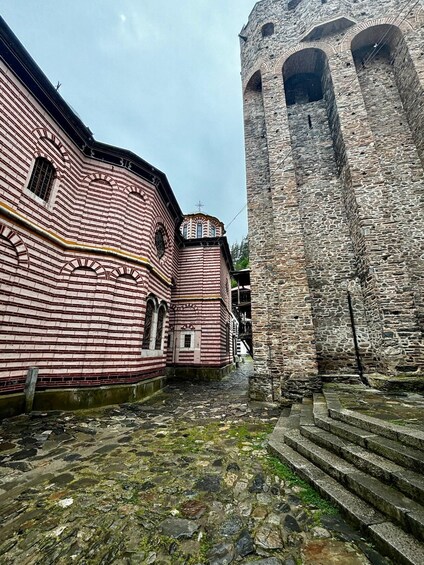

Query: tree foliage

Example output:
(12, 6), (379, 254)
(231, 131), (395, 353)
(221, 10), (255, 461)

(231, 235), (249, 271)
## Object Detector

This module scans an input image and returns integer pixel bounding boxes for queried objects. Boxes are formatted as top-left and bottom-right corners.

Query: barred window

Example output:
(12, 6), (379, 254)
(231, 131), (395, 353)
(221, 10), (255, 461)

(155, 306), (166, 350)
(27, 158), (55, 201)
(184, 334), (192, 348)
(142, 300), (155, 349)
(155, 228), (166, 259)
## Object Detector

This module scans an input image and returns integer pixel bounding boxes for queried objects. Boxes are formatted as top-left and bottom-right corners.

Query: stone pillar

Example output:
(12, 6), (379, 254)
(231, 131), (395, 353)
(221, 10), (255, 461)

(328, 49), (423, 374)
(243, 71), (283, 402)
(261, 67), (319, 400)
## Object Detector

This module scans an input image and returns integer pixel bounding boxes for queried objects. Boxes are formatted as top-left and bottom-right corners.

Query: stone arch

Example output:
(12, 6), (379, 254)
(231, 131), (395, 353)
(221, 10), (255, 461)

(244, 69), (263, 94)
(243, 68), (262, 94)
(350, 21), (424, 335)
(83, 172), (116, 187)
(274, 42), (335, 76)
(31, 127), (70, 169)
(339, 17), (415, 53)
(61, 258), (107, 278)
(110, 266), (143, 284)
(282, 47), (329, 106)
(0, 224), (29, 269)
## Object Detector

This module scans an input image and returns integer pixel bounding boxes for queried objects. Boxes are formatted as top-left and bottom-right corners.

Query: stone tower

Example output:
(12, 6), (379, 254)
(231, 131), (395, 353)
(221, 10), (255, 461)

(240, 0), (424, 402)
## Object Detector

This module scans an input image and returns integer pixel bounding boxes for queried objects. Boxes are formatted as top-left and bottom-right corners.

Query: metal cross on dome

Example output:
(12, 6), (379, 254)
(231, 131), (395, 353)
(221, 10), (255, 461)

(196, 201), (204, 213)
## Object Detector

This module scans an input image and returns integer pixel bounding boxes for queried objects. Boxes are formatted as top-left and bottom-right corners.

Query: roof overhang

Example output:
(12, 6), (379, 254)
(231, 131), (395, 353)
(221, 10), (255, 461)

(301, 16), (356, 42)
(0, 16), (183, 225)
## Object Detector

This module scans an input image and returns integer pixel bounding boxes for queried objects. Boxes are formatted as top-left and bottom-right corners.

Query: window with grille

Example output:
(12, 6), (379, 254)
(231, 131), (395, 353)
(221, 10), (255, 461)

(155, 306), (166, 350)
(142, 300), (155, 349)
(155, 228), (166, 258)
(196, 223), (203, 238)
(184, 334), (192, 348)
(27, 157), (55, 201)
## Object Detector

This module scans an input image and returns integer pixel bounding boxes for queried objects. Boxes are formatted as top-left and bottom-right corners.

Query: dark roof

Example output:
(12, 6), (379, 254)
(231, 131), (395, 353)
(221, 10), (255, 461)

(0, 16), (183, 224)
(231, 268), (251, 286)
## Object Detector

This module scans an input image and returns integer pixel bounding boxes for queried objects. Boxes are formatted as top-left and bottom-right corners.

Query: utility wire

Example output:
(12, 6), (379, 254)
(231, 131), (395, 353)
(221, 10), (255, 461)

(198, 0), (421, 245)
(340, 0), (420, 93)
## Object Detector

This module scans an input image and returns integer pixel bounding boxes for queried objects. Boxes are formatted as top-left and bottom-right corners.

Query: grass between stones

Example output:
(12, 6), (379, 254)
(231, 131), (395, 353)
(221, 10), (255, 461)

(264, 455), (339, 523)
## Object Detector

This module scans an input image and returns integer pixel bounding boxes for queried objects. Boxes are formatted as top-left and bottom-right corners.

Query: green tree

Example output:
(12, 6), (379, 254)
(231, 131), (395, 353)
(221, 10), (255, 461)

(230, 235), (249, 271)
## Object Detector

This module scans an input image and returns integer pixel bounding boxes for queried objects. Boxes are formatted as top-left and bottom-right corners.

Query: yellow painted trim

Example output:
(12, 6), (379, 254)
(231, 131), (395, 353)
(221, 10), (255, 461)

(0, 201), (172, 286)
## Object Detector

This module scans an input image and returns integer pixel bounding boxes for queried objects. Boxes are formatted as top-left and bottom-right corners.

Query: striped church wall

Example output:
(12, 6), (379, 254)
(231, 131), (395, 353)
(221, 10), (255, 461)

(168, 245), (233, 368)
(0, 58), (175, 394)
(0, 37), (234, 395)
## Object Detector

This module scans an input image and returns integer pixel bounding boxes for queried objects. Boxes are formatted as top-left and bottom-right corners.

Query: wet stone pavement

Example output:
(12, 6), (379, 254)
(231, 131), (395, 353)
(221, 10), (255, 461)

(0, 361), (388, 565)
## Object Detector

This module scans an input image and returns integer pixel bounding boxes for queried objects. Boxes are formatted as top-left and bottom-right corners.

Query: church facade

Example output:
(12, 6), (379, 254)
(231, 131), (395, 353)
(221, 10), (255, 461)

(0, 18), (235, 415)
(240, 0), (424, 401)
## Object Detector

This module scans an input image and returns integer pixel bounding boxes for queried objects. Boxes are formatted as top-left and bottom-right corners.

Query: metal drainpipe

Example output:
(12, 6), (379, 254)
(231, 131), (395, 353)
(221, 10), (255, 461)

(347, 290), (367, 385)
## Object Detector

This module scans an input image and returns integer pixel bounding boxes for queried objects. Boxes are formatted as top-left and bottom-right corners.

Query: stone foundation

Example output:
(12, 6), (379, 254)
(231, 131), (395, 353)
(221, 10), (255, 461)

(0, 376), (166, 419)
(167, 364), (234, 382)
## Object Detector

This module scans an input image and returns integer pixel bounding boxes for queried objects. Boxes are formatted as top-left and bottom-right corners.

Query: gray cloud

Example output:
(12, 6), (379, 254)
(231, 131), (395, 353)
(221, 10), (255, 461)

(1, 0), (257, 243)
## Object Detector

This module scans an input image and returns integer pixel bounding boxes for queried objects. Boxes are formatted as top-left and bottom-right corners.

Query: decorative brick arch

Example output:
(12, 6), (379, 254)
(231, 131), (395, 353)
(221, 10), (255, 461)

(83, 172), (117, 187)
(339, 17), (415, 53)
(273, 41), (336, 75)
(110, 266), (143, 284)
(61, 258), (107, 278)
(32, 150), (64, 179)
(0, 224), (29, 269)
(123, 185), (147, 200)
(153, 220), (170, 250)
(31, 127), (70, 169)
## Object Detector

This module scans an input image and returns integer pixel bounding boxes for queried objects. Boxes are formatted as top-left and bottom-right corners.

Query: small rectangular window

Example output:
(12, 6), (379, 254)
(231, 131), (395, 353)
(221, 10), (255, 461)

(196, 223), (203, 238)
(184, 334), (192, 348)
(182, 224), (188, 238)
(210, 225), (216, 237)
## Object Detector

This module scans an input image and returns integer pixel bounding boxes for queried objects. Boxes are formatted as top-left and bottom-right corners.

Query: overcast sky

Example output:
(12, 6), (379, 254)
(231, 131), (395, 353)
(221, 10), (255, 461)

(0, 0), (258, 244)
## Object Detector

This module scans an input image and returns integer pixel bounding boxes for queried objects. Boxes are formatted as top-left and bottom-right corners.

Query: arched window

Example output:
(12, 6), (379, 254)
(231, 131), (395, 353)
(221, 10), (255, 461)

(210, 225), (216, 237)
(155, 305), (167, 350)
(142, 300), (155, 349)
(155, 228), (166, 259)
(196, 223), (203, 238)
(182, 223), (188, 238)
(27, 157), (55, 201)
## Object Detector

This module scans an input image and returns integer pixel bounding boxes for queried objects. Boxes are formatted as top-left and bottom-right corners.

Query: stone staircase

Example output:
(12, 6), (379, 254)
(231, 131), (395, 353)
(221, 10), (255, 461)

(268, 391), (424, 564)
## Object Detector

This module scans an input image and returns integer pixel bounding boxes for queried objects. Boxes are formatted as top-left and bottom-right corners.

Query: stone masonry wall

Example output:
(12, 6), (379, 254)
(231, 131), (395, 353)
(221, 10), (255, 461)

(241, 0), (424, 401)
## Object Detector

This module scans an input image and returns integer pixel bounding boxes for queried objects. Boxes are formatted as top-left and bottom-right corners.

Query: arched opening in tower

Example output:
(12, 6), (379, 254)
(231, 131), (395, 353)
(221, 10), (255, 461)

(282, 48), (369, 375)
(352, 25), (424, 335)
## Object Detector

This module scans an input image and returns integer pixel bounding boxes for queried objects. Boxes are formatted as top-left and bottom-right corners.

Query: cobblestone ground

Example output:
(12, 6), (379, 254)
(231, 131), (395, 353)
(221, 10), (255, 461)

(0, 362), (387, 565)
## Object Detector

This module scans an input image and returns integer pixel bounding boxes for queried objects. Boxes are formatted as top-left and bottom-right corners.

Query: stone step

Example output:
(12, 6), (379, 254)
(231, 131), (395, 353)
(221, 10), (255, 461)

(268, 436), (424, 565)
(320, 374), (363, 385)
(299, 397), (314, 427)
(301, 425), (424, 505)
(284, 429), (424, 542)
(323, 392), (424, 451)
(314, 414), (424, 474)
